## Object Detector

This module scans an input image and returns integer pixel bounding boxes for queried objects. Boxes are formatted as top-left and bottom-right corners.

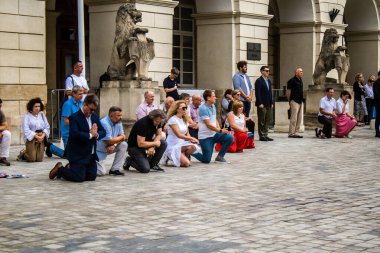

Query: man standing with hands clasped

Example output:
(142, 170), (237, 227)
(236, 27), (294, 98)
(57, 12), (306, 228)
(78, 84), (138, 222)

(254, 66), (274, 141)
(232, 61), (254, 117)
(286, 67), (304, 138)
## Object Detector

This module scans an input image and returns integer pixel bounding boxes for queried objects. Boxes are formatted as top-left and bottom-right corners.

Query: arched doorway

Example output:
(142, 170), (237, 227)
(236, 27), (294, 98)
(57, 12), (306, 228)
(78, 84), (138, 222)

(269, 0), (315, 88)
(344, 0), (380, 83)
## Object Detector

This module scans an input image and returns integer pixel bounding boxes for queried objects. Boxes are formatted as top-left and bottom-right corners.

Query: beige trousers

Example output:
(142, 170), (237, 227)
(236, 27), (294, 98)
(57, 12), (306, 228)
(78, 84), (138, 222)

(24, 136), (45, 162)
(288, 100), (303, 135)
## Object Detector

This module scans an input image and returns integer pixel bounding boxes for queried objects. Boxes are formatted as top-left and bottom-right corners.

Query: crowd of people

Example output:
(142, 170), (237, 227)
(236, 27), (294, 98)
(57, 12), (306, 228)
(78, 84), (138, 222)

(0, 60), (379, 181)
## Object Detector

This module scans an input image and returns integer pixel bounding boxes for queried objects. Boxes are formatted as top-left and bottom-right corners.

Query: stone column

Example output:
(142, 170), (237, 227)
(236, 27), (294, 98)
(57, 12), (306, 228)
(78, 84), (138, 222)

(0, 0), (47, 144)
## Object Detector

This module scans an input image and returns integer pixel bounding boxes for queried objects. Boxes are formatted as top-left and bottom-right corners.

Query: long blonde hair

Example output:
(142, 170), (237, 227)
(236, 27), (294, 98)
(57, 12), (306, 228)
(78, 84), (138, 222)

(167, 100), (190, 124)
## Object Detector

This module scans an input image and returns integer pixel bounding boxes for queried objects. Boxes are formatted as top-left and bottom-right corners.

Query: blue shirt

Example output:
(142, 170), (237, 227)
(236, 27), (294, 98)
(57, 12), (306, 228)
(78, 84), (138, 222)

(61, 98), (83, 140)
(198, 103), (217, 139)
(232, 72), (253, 102)
(96, 116), (124, 161)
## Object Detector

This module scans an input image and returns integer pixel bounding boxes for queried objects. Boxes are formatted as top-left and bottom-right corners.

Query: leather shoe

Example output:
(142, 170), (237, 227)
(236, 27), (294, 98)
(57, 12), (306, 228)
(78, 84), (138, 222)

(151, 165), (165, 172)
(123, 157), (131, 170)
(109, 170), (125, 176)
(266, 137), (274, 141)
(259, 137), (268, 141)
(49, 162), (62, 179)
(45, 142), (52, 158)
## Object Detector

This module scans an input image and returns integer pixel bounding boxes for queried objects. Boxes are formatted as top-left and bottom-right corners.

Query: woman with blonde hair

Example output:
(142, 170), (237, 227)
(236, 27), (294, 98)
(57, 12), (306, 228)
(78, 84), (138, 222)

(226, 101), (249, 152)
(353, 73), (368, 125)
(164, 100), (199, 167)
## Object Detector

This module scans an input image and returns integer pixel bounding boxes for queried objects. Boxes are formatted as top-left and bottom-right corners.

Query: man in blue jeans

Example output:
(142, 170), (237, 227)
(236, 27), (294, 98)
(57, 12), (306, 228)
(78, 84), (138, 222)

(192, 90), (234, 163)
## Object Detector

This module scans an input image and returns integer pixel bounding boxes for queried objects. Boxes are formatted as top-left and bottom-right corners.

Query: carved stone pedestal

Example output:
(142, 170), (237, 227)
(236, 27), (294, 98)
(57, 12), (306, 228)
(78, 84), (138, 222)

(304, 83), (353, 128)
(99, 80), (161, 132)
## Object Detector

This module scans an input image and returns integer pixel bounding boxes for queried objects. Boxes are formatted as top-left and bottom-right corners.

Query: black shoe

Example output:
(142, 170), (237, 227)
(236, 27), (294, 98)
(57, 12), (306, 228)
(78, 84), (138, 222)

(151, 165), (165, 172)
(123, 157), (131, 170)
(288, 135), (297, 138)
(259, 137), (268, 141)
(294, 135), (303, 138)
(266, 137), (274, 141)
(109, 170), (125, 176)
(315, 128), (320, 138)
(0, 157), (10, 166)
(45, 142), (52, 158)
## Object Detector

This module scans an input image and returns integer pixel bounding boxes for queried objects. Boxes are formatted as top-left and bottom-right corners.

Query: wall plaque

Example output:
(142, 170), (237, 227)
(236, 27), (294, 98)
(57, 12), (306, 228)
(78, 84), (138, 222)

(247, 43), (261, 61)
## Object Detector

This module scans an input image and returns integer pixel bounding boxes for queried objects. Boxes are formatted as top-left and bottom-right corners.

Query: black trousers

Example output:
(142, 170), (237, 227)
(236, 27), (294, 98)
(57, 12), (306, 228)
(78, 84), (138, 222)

(58, 154), (97, 182)
(318, 115), (333, 138)
(127, 140), (167, 173)
(365, 98), (374, 124)
(375, 104), (380, 135)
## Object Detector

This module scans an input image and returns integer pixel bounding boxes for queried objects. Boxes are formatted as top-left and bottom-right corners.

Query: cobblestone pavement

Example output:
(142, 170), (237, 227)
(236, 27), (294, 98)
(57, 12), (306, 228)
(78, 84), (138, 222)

(0, 127), (379, 253)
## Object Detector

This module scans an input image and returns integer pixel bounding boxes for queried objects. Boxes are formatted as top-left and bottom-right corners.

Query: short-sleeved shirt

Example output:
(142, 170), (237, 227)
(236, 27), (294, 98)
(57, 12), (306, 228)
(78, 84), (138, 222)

(336, 98), (349, 114)
(96, 116), (125, 161)
(65, 74), (89, 101)
(128, 116), (162, 148)
(198, 103), (217, 139)
(163, 76), (179, 100)
(135, 102), (158, 120)
(287, 76), (304, 104)
(61, 98), (83, 140)
(0, 111), (5, 124)
(318, 96), (336, 119)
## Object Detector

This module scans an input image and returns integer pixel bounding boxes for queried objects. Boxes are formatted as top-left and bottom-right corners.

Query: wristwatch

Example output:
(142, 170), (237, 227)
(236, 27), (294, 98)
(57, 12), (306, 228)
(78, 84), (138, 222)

(219, 129), (222, 133)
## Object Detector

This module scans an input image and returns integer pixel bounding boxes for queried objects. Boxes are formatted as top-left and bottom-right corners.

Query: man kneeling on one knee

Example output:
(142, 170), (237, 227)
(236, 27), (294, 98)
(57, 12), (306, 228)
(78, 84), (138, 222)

(124, 109), (167, 173)
(96, 106), (127, 176)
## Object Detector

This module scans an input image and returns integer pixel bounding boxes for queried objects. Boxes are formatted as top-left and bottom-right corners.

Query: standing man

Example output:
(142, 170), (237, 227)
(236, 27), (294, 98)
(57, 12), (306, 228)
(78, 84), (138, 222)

(97, 106), (127, 176)
(49, 94), (106, 182)
(0, 98), (11, 166)
(124, 109), (167, 173)
(286, 67), (304, 138)
(65, 60), (89, 100)
(255, 66), (274, 141)
(316, 88), (337, 139)
(232, 61), (254, 117)
(373, 71), (380, 138)
(189, 94), (201, 138)
(163, 67), (180, 101)
(135, 90), (158, 120)
(60, 85), (84, 147)
(192, 90), (234, 164)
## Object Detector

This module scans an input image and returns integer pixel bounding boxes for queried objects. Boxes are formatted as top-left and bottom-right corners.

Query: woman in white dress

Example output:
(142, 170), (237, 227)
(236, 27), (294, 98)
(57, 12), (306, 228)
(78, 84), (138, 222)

(164, 100), (199, 167)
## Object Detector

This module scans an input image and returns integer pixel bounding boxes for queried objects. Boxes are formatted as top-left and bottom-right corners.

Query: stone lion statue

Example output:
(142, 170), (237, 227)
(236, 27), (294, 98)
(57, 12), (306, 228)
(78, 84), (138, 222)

(108, 3), (142, 80)
(312, 28), (350, 87)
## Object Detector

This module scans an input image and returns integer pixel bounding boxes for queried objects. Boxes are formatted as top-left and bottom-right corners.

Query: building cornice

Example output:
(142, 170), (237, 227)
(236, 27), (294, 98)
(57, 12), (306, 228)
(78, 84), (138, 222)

(277, 21), (348, 29)
(87, 0), (178, 8)
(193, 11), (273, 20)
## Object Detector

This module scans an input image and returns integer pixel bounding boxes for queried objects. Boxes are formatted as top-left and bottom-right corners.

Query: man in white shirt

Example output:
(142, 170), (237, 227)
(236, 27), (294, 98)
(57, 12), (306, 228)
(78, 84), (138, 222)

(65, 60), (89, 101)
(316, 87), (337, 139)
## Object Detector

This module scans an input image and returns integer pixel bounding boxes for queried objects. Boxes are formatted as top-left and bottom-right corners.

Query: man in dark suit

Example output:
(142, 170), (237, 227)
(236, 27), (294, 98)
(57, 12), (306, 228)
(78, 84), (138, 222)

(373, 71), (380, 138)
(254, 66), (274, 141)
(49, 94), (106, 182)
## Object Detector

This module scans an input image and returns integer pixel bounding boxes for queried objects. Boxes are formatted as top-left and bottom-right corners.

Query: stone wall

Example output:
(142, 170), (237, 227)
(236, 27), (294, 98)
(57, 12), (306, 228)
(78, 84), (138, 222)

(0, 0), (47, 144)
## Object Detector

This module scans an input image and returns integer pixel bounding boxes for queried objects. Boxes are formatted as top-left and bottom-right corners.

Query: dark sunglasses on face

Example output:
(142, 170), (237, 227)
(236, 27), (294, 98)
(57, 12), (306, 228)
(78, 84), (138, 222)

(180, 106), (188, 110)
(263, 69), (270, 72)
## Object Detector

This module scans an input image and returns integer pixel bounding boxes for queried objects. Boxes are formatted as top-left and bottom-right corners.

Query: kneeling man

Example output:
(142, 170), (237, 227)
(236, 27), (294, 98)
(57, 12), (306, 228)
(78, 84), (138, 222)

(97, 106), (127, 176)
(49, 94), (106, 182)
(124, 109), (167, 173)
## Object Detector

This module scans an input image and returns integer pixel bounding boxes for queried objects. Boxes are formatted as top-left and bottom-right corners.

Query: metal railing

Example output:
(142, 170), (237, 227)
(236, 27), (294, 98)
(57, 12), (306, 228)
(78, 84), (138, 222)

(49, 89), (66, 140)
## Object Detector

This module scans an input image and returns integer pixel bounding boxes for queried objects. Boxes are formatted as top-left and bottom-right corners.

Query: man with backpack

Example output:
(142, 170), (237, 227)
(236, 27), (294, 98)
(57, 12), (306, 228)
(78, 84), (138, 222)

(65, 60), (89, 101)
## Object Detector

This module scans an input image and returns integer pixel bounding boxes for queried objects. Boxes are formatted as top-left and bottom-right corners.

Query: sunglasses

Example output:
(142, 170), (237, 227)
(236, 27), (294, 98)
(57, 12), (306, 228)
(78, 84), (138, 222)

(263, 69), (270, 72)
(236, 94), (241, 96)
(180, 106), (188, 110)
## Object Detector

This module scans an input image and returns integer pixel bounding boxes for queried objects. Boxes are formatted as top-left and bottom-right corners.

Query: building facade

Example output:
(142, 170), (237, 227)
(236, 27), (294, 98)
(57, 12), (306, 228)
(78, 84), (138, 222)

(1, 0), (380, 143)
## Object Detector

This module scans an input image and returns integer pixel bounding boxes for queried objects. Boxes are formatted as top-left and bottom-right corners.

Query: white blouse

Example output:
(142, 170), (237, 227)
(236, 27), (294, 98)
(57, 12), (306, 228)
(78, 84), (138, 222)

(336, 98), (349, 114)
(22, 112), (50, 142)
(226, 112), (245, 130)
